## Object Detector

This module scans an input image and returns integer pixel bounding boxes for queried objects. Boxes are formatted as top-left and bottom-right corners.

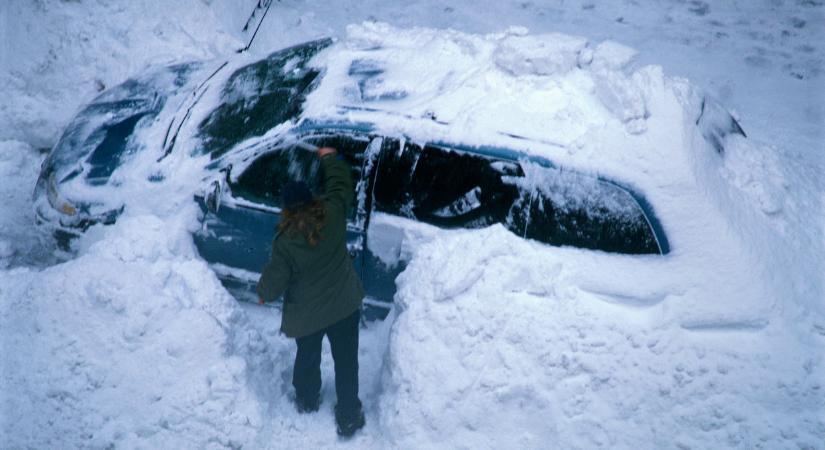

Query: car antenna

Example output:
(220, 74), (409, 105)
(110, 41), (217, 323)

(238, 0), (276, 53)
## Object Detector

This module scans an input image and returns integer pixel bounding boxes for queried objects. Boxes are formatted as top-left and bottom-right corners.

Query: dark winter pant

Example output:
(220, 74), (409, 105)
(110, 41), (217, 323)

(293, 310), (362, 414)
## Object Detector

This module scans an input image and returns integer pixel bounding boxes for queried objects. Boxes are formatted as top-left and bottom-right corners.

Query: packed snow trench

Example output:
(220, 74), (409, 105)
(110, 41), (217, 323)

(1, 1), (823, 449)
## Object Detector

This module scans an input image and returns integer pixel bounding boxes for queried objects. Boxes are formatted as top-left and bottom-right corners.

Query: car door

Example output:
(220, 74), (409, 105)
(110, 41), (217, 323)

(361, 139), (534, 313)
(194, 132), (373, 304)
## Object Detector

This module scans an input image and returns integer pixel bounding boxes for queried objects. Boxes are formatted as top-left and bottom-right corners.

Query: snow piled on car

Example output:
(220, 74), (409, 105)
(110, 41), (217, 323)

(306, 23), (818, 314)
(305, 25), (815, 306)
(306, 23), (657, 161)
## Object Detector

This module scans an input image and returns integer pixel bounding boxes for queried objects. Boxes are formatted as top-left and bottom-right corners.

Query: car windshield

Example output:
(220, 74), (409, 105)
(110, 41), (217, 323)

(47, 62), (201, 185)
(197, 39), (332, 158)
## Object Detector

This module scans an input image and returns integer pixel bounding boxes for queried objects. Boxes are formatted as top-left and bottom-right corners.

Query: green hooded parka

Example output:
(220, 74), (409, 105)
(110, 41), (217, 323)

(256, 154), (364, 338)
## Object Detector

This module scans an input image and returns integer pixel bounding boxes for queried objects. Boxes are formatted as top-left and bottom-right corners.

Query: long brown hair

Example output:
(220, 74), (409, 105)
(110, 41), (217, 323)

(278, 199), (326, 246)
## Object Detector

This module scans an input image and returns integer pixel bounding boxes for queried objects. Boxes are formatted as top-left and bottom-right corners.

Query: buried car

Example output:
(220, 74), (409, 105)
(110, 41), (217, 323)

(34, 25), (746, 320)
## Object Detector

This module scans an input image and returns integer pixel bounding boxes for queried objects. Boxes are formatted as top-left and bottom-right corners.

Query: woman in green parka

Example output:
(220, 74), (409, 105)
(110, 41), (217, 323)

(257, 146), (365, 437)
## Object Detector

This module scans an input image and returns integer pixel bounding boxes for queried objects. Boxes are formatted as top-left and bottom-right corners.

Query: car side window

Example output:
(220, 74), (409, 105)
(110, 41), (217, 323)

(229, 133), (370, 222)
(370, 140), (417, 218)
(372, 141), (532, 235)
(231, 145), (321, 206)
(370, 140), (662, 255)
(518, 163), (661, 254)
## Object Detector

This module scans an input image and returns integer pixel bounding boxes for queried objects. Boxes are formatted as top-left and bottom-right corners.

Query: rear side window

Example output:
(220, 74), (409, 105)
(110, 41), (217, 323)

(230, 134), (370, 221)
(510, 162), (661, 254)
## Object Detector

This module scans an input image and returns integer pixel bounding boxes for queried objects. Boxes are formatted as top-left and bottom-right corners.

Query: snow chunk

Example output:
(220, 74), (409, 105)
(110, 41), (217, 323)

(590, 40), (639, 71)
(493, 32), (588, 76)
(592, 70), (648, 133)
(587, 40), (646, 132)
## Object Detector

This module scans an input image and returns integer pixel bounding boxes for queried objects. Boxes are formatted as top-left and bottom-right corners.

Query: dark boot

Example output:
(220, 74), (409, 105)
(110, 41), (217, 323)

(335, 404), (365, 437)
(294, 393), (320, 414)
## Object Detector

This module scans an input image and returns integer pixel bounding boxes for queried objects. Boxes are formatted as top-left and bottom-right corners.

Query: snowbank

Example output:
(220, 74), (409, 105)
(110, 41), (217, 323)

(0, 213), (274, 448)
(0, 141), (56, 268)
(380, 225), (824, 449)
(0, 205), (395, 448)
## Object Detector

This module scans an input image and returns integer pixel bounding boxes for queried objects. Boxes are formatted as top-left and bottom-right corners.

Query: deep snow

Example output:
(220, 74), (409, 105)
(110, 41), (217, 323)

(1, 1), (824, 449)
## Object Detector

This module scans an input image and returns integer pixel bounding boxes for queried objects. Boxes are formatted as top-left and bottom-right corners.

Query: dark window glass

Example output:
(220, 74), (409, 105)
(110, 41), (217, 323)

(232, 146), (321, 206)
(303, 134), (369, 194)
(372, 142), (530, 235)
(197, 39), (331, 157)
(86, 113), (150, 184)
(230, 134), (369, 221)
(371, 141), (661, 255)
(520, 165), (660, 254)
(371, 141), (418, 217)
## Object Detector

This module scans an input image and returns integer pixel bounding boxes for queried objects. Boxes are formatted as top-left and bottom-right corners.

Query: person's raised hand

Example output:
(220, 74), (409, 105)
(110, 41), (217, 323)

(318, 147), (336, 158)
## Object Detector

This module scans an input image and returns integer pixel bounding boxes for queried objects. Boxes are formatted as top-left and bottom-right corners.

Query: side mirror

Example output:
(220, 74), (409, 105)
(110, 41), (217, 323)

(205, 164), (231, 214)
(205, 179), (222, 213)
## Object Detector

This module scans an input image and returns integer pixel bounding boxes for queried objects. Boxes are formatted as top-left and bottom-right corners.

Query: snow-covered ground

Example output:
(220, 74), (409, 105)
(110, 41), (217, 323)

(1, 0), (823, 448)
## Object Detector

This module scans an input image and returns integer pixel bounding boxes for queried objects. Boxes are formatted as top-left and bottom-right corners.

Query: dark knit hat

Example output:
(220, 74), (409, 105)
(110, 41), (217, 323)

(281, 181), (313, 210)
